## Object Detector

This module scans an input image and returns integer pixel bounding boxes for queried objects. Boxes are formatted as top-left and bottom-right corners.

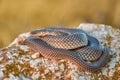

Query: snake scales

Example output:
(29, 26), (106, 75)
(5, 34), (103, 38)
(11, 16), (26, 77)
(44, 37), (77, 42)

(23, 27), (109, 72)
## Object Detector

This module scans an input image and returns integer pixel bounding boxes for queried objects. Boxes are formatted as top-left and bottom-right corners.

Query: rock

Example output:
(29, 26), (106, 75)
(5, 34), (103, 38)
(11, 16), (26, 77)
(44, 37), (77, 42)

(0, 23), (120, 80)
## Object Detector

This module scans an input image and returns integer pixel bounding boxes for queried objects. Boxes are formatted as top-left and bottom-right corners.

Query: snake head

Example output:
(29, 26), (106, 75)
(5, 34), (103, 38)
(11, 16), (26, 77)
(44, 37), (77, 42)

(23, 36), (39, 45)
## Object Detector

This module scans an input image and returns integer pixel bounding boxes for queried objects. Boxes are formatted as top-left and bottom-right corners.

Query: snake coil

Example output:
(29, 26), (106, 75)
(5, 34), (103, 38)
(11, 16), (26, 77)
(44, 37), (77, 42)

(23, 27), (109, 72)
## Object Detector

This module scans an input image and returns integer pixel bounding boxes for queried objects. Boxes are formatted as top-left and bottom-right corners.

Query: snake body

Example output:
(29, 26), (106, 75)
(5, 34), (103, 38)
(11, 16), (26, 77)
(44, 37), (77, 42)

(23, 27), (109, 72)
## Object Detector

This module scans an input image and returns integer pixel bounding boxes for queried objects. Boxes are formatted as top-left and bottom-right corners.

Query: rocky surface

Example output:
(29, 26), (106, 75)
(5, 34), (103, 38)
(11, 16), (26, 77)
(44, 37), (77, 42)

(0, 23), (120, 80)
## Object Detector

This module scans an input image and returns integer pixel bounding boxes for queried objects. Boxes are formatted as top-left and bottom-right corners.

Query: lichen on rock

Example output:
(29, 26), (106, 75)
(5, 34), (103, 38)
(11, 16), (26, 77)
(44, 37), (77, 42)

(0, 23), (120, 80)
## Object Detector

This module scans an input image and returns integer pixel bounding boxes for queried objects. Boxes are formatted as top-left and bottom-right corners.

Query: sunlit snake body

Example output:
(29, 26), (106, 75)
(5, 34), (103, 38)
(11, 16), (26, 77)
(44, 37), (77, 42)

(23, 27), (109, 72)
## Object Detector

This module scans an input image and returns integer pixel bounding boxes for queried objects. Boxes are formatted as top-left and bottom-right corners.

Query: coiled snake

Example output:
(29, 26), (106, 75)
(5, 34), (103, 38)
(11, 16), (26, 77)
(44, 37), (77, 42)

(23, 27), (109, 72)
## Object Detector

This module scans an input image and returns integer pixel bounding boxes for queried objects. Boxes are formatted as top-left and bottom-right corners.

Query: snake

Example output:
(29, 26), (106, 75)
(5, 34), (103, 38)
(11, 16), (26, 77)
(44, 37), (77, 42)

(30, 27), (103, 61)
(23, 27), (109, 72)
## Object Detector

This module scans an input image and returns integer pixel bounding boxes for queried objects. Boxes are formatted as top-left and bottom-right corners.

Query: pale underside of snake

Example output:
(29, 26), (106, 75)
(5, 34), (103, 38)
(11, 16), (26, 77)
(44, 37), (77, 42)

(23, 27), (109, 72)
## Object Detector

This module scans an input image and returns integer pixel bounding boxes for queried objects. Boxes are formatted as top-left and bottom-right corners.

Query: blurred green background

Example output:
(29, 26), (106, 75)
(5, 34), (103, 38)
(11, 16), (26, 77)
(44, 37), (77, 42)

(0, 0), (120, 48)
